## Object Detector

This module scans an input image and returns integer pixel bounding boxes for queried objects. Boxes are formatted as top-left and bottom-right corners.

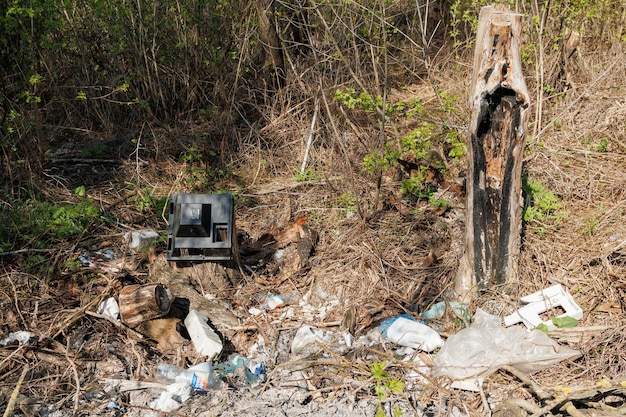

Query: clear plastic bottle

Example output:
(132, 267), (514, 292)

(156, 362), (222, 390)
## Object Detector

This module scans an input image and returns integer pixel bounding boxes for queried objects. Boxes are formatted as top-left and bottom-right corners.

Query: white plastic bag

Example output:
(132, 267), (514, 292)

(433, 309), (581, 381)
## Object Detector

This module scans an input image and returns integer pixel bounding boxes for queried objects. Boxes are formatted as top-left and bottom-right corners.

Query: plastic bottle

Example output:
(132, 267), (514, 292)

(156, 362), (222, 390)
(379, 314), (443, 352)
(156, 364), (184, 382)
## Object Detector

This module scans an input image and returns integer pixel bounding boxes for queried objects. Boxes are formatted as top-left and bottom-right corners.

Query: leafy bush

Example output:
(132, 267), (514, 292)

(0, 196), (103, 252)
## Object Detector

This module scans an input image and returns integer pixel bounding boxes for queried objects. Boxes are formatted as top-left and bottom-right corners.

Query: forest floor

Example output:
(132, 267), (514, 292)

(2, 45), (626, 417)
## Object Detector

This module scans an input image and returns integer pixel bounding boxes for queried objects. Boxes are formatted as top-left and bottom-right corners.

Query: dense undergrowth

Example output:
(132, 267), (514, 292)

(2, 0), (623, 258)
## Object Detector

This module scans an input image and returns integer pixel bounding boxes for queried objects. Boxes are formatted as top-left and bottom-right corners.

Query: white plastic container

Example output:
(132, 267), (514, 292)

(380, 315), (443, 352)
(124, 229), (160, 251)
(184, 310), (223, 359)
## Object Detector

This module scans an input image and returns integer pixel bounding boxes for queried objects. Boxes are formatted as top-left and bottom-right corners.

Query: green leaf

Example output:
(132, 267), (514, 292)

(551, 316), (579, 328)
(29, 73), (43, 86)
(387, 378), (405, 394)
(74, 185), (86, 197)
(369, 360), (388, 380)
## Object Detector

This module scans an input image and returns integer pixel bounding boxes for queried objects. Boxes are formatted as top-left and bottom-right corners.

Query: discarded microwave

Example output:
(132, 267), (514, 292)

(167, 193), (234, 261)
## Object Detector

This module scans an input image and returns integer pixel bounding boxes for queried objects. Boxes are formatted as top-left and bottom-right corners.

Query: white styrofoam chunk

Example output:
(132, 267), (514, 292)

(184, 310), (223, 358)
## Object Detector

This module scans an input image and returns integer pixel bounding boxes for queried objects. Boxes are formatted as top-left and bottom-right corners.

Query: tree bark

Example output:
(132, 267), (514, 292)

(255, 0), (285, 87)
(456, 6), (531, 300)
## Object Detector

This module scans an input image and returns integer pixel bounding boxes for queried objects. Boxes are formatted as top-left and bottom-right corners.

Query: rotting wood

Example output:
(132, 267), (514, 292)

(118, 283), (172, 328)
(456, 6), (531, 300)
(239, 217), (316, 265)
(552, 31), (581, 93)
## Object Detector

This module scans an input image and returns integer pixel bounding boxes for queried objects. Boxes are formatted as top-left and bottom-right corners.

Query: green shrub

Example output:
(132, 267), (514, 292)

(0, 195), (103, 252)
(522, 175), (566, 236)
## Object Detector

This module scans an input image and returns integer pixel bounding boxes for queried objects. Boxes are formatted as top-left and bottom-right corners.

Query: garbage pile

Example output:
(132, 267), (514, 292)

(14, 208), (599, 416)
(87, 252), (585, 414)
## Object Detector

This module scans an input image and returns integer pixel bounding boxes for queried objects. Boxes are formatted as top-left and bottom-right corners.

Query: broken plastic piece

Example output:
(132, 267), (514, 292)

(97, 297), (120, 321)
(260, 293), (285, 310)
(421, 301), (471, 323)
(149, 382), (192, 412)
(0, 331), (33, 346)
(504, 284), (583, 331)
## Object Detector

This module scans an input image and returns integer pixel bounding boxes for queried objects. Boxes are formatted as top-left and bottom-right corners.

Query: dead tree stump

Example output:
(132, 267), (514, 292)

(456, 6), (531, 300)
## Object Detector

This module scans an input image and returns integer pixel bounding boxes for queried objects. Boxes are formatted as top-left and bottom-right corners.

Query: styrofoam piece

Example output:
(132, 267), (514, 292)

(184, 310), (223, 358)
(451, 378), (484, 392)
(97, 297), (120, 321)
(504, 284), (583, 331)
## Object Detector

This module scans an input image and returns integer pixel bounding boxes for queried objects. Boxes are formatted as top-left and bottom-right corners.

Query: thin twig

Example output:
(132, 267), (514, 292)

(500, 365), (551, 401)
(84, 310), (146, 340)
(64, 339), (82, 414)
(0, 248), (55, 256)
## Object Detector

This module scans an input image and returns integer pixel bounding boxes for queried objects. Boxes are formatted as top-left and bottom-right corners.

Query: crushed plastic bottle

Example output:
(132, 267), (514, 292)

(156, 362), (222, 391)
(213, 354), (266, 384)
(379, 314), (443, 352)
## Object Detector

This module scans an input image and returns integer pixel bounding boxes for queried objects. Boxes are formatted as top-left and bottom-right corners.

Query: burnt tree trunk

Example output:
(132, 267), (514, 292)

(456, 6), (531, 300)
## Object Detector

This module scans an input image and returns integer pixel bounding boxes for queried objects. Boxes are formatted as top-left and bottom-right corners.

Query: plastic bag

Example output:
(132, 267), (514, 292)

(432, 309), (581, 381)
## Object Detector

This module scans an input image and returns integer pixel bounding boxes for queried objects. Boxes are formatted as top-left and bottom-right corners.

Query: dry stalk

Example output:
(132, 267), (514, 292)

(535, 60), (618, 140)
(0, 346), (26, 374)
(2, 363), (29, 417)
(48, 275), (115, 340)
(63, 339), (82, 414)
(6, 273), (28, 329)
